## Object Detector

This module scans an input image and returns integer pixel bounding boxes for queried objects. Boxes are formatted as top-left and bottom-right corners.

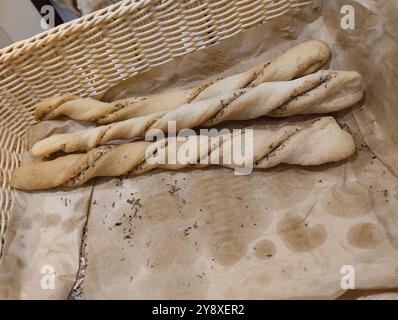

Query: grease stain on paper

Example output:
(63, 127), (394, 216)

(346, 223), (381, 249)
(41, 213), (62, 228)
(253, 239), (276, 260)
(277, 213), (327, 252)
(195, 175), (274, 266)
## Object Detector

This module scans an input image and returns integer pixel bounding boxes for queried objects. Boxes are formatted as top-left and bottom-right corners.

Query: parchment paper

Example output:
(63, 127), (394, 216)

(0, 121), (93, 299)
(1, 0), (398, 299)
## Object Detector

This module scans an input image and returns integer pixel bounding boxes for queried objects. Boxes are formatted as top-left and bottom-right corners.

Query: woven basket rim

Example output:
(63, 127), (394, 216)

(0, 0), (150, 64)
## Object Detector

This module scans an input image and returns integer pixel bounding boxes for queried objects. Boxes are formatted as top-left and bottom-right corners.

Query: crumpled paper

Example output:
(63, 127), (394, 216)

(1, 0), (398, 299)
(0, 121), (93, 299)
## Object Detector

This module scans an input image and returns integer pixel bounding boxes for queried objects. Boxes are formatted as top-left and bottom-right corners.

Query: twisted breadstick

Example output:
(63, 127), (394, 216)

(34, 40), (331, 124)
(12, 117), (355, 190)
(31, 70), (363, 158)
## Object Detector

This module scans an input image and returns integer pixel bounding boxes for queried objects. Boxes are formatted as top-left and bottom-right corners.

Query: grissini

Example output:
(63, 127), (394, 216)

(11, 117), (355, 190)
(34, 40), (331, 124)
(31, 70), (363, 158)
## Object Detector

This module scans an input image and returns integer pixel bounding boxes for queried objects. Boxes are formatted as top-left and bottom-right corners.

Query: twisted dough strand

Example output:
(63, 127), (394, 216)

(31, 70), (363, 158)
(34, 40), (331, 124)
(12, 117), (355, 190)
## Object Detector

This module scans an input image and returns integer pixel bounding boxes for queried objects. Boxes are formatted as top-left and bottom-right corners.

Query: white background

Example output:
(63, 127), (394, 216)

(0, 0), (44, 48)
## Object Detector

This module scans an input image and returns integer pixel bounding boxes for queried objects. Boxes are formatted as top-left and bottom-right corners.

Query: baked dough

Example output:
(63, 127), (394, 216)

(12, 117), (355, 190)
(34, 40), (331, 124)
(31, 70), (363, 158)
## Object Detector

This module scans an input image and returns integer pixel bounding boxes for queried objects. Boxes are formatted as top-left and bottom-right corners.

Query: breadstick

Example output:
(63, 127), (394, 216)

(11, 117), (355, 190)
(34, 40), (331, 124)
(31, 70), (363, 158)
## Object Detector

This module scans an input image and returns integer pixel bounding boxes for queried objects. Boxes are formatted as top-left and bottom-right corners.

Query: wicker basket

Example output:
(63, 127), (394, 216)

(0, 0), (312, 255)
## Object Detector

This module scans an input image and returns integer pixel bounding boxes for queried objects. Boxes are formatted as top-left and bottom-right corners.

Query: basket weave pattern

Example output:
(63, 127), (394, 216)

(0, 0), (312, 255)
